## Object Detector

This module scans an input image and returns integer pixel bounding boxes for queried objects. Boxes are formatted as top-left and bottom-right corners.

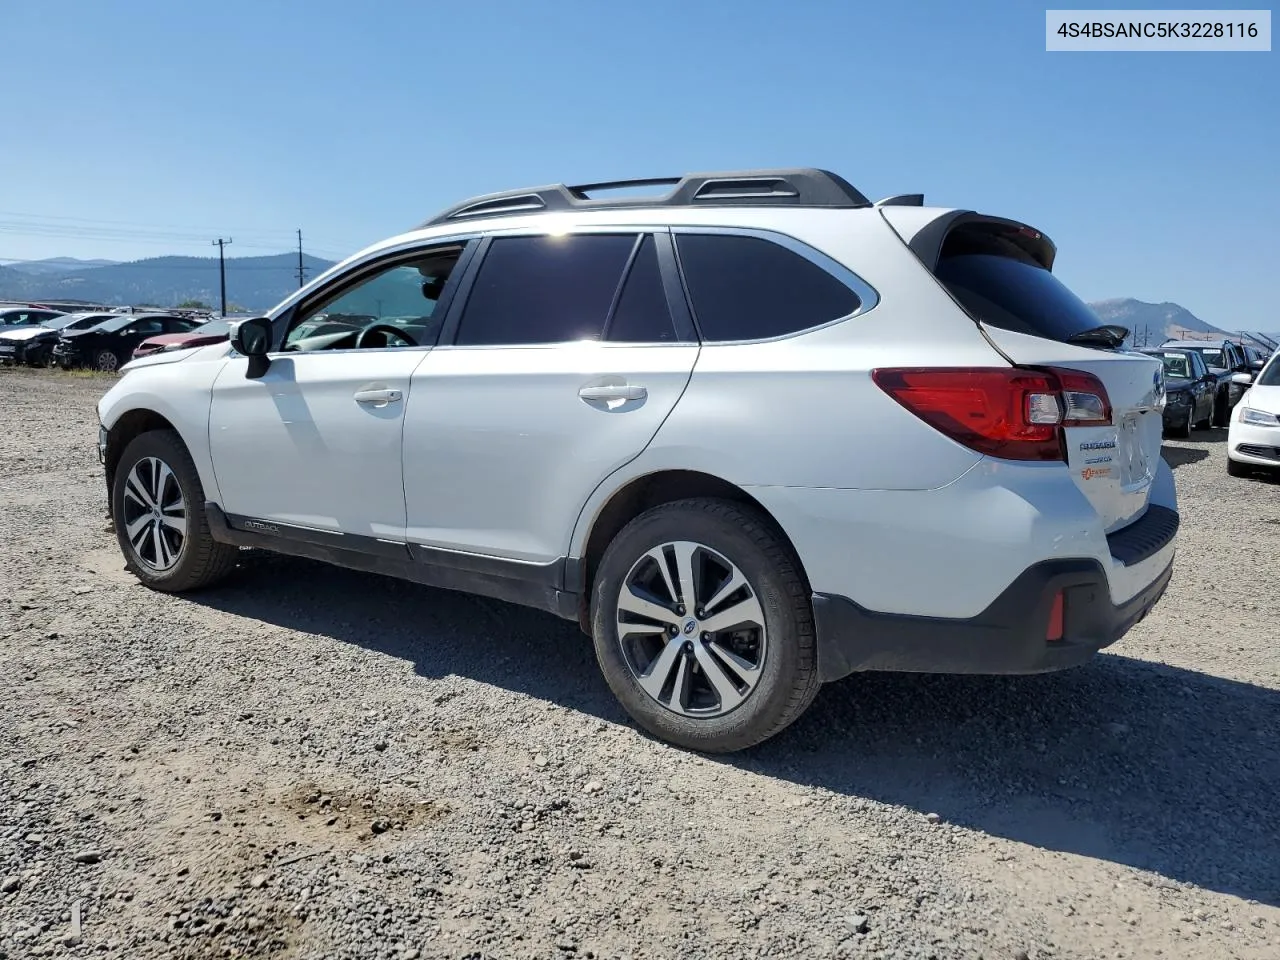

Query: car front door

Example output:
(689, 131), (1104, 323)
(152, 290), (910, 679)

(402, 230), (700, 568)
(207, 242), (471, 542)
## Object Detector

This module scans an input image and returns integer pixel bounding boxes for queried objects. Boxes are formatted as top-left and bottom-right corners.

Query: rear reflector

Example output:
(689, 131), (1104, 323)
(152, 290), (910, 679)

(871, 366), (1112, 462)
(1046, 591), (1065, 642)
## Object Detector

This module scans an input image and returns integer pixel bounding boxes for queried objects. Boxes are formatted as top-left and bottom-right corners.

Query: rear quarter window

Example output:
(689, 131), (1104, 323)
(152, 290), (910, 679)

(675, 233), (861, 342)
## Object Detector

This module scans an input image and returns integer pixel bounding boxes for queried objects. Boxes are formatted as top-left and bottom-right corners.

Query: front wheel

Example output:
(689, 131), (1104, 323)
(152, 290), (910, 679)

(111, 429), (239, 592)
(590, 498), (820, 753)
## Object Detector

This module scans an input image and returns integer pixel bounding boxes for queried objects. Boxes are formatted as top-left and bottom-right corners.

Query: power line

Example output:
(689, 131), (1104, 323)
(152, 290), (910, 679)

(0, 214), (359, 254)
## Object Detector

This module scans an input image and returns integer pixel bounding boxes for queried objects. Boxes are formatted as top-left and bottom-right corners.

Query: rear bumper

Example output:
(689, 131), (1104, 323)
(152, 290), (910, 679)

(814, 552), (1174, 682)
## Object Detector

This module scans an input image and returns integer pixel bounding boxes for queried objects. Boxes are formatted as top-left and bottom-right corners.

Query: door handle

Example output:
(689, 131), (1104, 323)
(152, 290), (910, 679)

(578, 384), (647, 402)
(353, 388), (403, 406)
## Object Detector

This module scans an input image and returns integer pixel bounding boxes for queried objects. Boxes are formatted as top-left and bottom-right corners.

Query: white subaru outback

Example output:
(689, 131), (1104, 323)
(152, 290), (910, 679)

(97, 168), (1178, 753)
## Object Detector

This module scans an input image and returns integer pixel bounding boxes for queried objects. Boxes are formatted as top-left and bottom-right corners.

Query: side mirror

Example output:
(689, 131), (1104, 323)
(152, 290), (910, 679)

(230, 316), (273, 378)
(1251, 359), (1266, 371)
(1230, 371), (1253, 386)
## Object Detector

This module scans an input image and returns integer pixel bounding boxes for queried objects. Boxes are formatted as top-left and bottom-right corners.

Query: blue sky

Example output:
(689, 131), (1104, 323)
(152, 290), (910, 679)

(3, 0), (1276, 326)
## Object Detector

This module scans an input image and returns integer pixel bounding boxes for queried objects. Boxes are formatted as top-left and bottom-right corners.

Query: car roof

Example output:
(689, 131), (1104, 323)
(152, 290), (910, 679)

(1161, 339), (1228, 348)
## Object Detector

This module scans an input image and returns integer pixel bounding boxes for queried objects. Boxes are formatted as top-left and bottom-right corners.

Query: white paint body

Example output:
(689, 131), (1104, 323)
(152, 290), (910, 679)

(98, 200), (1176, 620)
(1226, 358), (1280, 468)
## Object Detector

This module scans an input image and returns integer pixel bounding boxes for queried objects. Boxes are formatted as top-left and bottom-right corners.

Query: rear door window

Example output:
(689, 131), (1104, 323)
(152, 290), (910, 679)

(454, 233), (637, 346)
(675, 234), (861, 342)
(604, 235), (677, 343)
(933, 225), (1105, 344)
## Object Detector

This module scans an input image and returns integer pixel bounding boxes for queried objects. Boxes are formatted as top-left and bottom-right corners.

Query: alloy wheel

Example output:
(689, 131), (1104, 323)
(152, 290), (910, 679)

(121, 457), (188, 571)
(615, 540), (768, 718)
(95, 350), (119, 372)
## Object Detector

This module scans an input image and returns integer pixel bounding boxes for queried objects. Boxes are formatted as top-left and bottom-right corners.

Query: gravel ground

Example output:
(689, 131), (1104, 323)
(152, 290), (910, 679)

(2, 366), (1278, 960)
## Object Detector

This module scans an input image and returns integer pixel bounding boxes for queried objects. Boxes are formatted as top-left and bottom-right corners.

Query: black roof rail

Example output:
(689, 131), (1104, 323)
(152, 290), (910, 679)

(419, 168), (872, 228)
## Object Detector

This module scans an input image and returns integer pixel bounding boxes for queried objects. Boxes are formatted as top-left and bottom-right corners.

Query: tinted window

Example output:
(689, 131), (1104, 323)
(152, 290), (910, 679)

(934, 227), (1104, 343)
(605, 236), (676, 343)
(456, 234), (636, 346)
(676, 234), (860, 342)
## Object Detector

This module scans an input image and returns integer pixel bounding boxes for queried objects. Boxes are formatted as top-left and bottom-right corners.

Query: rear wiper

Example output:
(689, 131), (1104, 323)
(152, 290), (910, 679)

(1066, 324), (1129, 348)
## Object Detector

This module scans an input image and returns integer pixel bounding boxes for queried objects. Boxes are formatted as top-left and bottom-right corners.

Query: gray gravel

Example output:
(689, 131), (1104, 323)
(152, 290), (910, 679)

(2, 366), (1279, 960)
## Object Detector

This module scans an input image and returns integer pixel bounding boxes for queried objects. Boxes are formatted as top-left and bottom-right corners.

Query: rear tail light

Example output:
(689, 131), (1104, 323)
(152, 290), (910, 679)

(871, 366), (1112, 462)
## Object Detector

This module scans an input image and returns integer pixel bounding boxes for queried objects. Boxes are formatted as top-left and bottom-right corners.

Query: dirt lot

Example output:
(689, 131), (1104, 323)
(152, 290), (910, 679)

(1, 366), (1278, 960)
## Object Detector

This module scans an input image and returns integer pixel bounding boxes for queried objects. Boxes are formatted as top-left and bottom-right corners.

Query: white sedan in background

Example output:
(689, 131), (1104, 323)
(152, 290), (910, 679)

(1227, 352), (1280, 478)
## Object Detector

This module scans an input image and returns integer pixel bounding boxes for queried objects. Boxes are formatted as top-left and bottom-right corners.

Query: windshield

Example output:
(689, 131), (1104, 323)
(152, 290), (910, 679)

(94, 315), (135, 333)
(44, 314), (89, 330)
(933, 229), (1105, 344)
(1257, 354), (1280, 387)
(1191, 347), (1225, 368)
(1145, 351), (1193, 379)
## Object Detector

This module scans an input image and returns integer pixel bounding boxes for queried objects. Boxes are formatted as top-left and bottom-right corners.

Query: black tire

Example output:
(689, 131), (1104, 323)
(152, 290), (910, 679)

(1213, 392), (1230, 428)
(1195, 408), (1212, 431)
(1173, 415), (1192, 439)
(590, 498), (820, 753)
(111, 429), (239, 592)
(93, 349), (121, 373)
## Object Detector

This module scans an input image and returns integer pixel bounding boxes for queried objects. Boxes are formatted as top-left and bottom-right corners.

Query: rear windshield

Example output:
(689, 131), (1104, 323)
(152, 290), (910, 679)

(1146, 352), (1193, 379)
(933, 226), (1104, 344)
(1189, 347), (1225, 368)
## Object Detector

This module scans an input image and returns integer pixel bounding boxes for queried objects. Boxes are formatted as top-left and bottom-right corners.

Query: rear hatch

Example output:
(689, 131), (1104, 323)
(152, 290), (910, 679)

(898, 213), (1165, 534)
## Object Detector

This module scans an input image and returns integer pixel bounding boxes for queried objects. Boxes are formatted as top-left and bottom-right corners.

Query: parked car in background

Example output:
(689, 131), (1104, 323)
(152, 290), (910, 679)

(0, 312), (116, 366)
(1226, 351), (1280, 479)
(131, 318), (234, 360)
(53, 313), (201, 372)
(0, 306), (65, 329)
(1160, 338), (1253, 425)
(1140, 347), (1215, 437)
(96, 166), (1179, 753)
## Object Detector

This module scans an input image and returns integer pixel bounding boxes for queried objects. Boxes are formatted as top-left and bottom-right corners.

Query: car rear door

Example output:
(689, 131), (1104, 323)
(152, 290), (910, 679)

(402, 229), (699, 564)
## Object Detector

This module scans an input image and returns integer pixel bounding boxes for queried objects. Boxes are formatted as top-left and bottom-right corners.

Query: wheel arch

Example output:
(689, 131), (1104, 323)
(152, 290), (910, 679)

(568, 468), (810, 631)
(104, 409), (184, 500)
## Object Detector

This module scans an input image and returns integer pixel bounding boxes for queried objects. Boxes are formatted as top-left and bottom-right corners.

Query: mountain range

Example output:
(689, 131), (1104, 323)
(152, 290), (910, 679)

(0, 254), (337, 312)
(0, 255), (1276, 347)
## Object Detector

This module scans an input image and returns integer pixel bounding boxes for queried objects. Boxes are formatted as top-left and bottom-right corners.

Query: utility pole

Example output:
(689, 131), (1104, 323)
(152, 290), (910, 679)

(296, 228), (307, 289)
(212, 237), (233, 316)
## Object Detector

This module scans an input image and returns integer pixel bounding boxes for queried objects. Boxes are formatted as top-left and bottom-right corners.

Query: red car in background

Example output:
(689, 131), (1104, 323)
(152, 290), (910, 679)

(131, 318), (234, 360)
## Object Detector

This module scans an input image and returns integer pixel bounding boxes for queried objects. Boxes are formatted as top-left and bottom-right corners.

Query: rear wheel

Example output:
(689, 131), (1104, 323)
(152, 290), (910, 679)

(111, 430), (239, 592)
(590, 498), (820, 753)
(94, 349), (120, 373)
